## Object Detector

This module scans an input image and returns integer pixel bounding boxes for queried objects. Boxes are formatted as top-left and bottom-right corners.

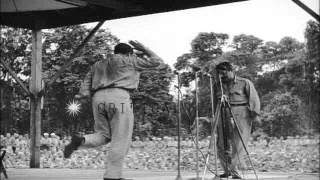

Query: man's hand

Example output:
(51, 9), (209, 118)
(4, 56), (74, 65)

(255, 116), (262, 125)
(74, 94), (87, 104)
(249, 110), (258, 118)
(129, 40), (164, 67)
(129, 40), (147, 52)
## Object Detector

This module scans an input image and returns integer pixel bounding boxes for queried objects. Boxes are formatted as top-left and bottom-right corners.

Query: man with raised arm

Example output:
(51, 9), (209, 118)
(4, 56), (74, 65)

(64, 41), (164, 180)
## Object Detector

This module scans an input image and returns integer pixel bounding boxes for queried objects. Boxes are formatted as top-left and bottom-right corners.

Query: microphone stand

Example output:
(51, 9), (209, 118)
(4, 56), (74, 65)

(181, 69), (203, 180)
(202, 73), (219, 180)
(174, 71), (183, 180)
(195, 71), (200, 179)
(209, 74), (218, 176)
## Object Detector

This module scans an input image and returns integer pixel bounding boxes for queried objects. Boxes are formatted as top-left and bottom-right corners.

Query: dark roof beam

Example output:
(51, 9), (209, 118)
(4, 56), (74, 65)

(55, 0), (87, 7)
(0, 60), (32, 96)
(292, 0), (320, 22)
(57, 0), (144, 11)
(84, 0), (143, 11)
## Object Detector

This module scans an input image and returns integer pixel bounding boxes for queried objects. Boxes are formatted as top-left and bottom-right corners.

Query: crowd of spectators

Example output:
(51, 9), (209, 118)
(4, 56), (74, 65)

(0, 132), (319, 173)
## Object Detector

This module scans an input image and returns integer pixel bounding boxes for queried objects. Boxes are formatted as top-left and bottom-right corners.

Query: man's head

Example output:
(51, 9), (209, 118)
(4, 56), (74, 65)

(114, 43), (133, 55)
(215, 61), (234, 82)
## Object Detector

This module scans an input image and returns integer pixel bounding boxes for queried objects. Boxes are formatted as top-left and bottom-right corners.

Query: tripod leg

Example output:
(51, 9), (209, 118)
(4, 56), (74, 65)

(221, 104), (232, 175)
(211, 104), (221, 176)
(202, 103), (221, 178)
(213, 134), (218, 175)
(202, 155), (210, 180)
(4, 170), (8, 179)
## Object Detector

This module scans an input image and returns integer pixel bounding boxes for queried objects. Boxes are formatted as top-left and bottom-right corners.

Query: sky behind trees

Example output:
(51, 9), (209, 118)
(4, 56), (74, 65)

(85, 0), (319, 67)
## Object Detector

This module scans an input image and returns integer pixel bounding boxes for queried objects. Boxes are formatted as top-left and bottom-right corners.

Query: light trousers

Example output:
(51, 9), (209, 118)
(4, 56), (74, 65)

(217, 105), (252, 172)
(81, 88), (134, 179)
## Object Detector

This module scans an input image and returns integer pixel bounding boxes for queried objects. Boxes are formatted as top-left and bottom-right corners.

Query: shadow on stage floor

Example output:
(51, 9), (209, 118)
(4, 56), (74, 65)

(3, 168), (319, 180)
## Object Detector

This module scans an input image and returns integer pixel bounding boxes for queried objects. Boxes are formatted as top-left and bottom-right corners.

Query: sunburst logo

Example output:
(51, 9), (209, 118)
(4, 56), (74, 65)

(66, 100), (81, 116)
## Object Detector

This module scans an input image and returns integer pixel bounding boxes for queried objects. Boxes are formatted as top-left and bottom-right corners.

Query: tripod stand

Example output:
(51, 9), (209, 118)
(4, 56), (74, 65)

(202, 74), (259, 180)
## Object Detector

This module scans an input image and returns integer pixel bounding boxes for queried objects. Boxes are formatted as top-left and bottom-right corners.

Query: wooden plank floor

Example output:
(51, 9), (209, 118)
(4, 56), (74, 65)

(3, 168), (319, 180)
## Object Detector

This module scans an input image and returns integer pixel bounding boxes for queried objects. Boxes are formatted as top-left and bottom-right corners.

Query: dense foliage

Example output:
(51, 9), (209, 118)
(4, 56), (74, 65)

(0, 25), (174, 137)
(1, 20), (319, 138)
(174, 21), (319, 137)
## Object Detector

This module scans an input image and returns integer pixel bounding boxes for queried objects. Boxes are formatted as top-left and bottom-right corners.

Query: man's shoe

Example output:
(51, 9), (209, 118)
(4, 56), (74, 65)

(218, 172), (231, 178)
(231, 170), (242, 179)
(63, 135), (84, 158)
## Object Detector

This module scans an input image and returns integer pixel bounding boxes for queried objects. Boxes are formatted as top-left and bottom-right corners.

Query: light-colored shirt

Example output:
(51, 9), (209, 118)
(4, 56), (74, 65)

(79, 54), (164, 97)
(218, 76), (260, 115)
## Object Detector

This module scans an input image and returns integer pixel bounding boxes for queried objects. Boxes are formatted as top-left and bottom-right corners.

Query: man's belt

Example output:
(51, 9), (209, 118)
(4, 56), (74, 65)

(94, 85), (135, 94)
(230, 103), (248, 107)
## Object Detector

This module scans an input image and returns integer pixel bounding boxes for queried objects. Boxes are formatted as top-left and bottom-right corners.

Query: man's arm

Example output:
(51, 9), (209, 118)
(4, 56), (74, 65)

(129, 40), (165, 70)
(245, 79), (261, 117)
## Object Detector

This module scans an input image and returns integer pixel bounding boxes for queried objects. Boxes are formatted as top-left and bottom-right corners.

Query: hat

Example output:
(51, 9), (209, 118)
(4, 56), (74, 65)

(214, 58), (230, 65)
(213, 58), (231, 68)
(50, 133), (56, 136)
(44, 133), (49, 136)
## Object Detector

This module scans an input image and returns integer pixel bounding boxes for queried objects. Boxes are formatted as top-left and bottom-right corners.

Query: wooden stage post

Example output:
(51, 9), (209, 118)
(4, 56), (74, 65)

(29, 28), (42, 168)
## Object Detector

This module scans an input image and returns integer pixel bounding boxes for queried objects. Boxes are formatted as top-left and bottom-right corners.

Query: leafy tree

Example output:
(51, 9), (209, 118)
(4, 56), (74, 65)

(190, 32), (229, 63)
(261, 93), (302, 137)
(226, 34), (264, 81)
(40, 25), (119, 134)
(173, 32), (230, 131)
(0, 27), (32, 79)
(0, 26), (31, 133)
(255, 72), (278, 100)
(231, 34), (263, 54)
(300, 20), (319, 134)
(1, 25), (175, 137)
(132, 64), (175, 137)
(259, 41), (282, 71)
(279, 36), (304, 54)
(258, 21), (319, 136)
(174, 28), (318, 137)
(175, 32), (229, 71)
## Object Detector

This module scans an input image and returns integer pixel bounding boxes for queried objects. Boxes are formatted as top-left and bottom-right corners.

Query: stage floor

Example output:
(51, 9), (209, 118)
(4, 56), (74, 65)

(4, 168), (319, 180)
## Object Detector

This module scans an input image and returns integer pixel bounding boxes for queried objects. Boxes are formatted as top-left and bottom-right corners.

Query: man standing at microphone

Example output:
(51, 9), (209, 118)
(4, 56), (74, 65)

(64, 40), (164, 180)
(214, 60), (260, 179)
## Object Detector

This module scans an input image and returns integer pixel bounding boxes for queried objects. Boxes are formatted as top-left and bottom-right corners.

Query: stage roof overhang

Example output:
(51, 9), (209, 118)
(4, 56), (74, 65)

(1, 0), (247, 29)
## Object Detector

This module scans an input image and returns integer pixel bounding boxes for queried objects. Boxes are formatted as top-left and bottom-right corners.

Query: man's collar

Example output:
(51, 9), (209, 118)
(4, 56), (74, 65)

(225, 75), (237, 84)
